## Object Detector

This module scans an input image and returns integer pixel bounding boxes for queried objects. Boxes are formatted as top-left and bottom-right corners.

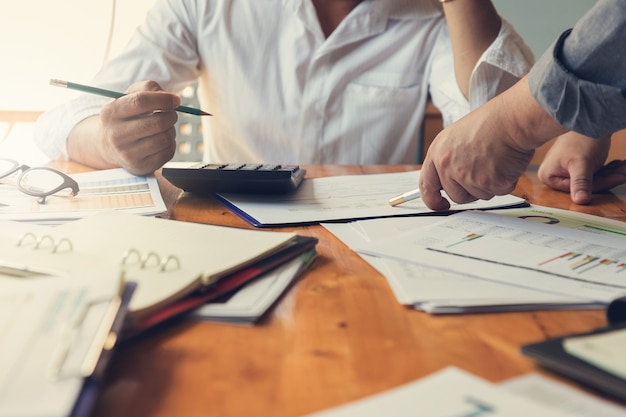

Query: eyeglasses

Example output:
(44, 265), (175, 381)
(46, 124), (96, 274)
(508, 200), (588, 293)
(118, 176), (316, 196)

(0, 158), (80, 204)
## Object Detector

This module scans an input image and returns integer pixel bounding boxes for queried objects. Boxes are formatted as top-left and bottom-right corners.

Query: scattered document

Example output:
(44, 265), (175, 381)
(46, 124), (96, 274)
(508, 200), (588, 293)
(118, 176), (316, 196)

(303, 367), (569, 417)
(192, 249), (317, 324)
(0, 211), (306, 318)
(215, 171), (526, 227)
(323, 213), (601, 313)
(356, 210), (626, 304)
(0, 267), (129, 417)
(501, 373), (626, 417)
(323, 205), (626, 313)
(0, 211), (318, 338)
(492, 205), (626, 238)
(563, 328), (626, 381)
(0, 168), (166, 225)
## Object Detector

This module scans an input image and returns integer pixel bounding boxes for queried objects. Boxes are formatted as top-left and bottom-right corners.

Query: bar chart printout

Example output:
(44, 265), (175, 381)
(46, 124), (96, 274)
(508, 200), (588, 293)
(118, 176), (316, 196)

(357, 211), (626, 303)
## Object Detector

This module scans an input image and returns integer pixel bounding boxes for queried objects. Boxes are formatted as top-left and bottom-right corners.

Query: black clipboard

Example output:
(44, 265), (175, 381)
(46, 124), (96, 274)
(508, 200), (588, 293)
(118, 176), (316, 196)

(521, 296), (626, 403)
(69, 281), (136, 417)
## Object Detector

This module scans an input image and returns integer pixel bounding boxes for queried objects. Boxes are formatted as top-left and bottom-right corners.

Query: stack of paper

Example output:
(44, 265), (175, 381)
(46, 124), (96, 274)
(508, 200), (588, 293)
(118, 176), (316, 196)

(0, 260), (133, 417)
(323, 206), (626, 313)
(303, 367), (570, 417)
(191, 249), (317, 324)
(0, 211), (317, 334)
(0, 168), (166, 225)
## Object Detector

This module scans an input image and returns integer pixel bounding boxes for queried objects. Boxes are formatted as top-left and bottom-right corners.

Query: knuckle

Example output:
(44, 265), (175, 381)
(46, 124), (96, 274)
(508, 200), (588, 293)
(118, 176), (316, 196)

(142, 80), (162, 91)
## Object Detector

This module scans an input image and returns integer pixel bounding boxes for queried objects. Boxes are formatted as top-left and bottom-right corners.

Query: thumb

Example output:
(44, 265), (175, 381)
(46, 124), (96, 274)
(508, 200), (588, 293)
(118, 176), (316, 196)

(568, 159), (593, 205)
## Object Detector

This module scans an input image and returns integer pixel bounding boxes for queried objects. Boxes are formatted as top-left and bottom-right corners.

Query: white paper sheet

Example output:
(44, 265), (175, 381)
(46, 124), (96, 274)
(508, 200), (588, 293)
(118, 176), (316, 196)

(563, 328), (626, 380)
(217, 171), (525, 226)
(502, 373), (626, 417)
(303, 367), (568, 417)
(0, 168), (166, 224)
(356, 211), (626, 304)
(322, 214), (598, 313)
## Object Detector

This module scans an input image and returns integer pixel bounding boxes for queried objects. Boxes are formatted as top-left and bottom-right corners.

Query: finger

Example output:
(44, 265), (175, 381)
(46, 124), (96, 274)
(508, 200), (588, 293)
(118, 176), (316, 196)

(592, 172), (626, 192)
(419, 159), (451, 211)
(567, 158), (593, 205)
(126, 80), (165, 93)
(124, 91), (182, 116)
(597, 159), (626, 175)
(592, 160), (626, 192)
(102, 91), (181, 120)
(115, 127), (177, 175)
(442, 179), (479, 205)
(105, 107), (178, 144)
(462, 182), (495, 201)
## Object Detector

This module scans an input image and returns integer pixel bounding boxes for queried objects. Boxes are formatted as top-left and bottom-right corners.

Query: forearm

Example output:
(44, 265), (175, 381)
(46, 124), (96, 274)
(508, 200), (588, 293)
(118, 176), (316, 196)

(66, 116), (119, 170)
(442, 0), (501, 98)
(499, 76), (569, 152)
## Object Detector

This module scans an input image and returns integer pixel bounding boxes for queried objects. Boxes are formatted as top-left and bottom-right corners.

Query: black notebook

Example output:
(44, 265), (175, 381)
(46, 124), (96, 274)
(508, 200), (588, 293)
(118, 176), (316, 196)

(521, 296), (626, 403)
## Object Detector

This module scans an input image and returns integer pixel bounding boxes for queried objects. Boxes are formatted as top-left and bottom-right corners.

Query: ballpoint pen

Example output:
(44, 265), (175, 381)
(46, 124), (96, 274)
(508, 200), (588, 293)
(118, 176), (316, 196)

(50, 79), (212, 116)
(388, 188), (421, 206)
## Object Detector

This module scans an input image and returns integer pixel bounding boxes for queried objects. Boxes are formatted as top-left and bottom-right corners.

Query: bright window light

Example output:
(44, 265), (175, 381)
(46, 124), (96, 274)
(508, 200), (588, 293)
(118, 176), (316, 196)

(0, 0), (154, 162)
(0, 0), (154, 111)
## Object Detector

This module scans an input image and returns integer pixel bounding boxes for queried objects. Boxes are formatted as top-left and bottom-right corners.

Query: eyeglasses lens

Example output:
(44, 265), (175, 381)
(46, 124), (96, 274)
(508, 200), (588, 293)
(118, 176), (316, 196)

(18, 169), (69, 196)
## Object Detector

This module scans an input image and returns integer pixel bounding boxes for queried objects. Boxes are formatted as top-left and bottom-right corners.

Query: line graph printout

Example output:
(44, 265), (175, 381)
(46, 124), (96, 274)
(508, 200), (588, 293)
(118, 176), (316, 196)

(0, 168), (166, 224)
(357, 211), (626, 303)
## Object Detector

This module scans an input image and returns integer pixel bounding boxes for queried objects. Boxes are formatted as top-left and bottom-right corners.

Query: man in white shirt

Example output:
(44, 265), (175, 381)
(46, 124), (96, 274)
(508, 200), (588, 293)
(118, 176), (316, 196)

(35, 0), (533, 176)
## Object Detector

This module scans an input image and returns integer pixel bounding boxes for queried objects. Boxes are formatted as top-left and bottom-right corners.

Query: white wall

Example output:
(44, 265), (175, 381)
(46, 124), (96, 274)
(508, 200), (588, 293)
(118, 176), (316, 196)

(493, 0), (596, 60)
(0, 0), (155, 163)
(0, 0), (155, 111)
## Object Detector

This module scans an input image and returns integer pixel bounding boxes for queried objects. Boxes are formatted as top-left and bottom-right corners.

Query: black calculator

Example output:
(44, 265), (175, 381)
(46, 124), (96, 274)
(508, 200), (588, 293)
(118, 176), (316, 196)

(161, 163), (306, 194)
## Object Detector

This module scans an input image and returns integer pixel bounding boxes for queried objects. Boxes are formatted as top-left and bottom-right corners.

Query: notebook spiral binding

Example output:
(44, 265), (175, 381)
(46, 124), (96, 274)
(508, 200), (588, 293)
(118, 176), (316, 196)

(15, 232), (181, 273)
(121, 248), (181, 272)
(17, 232), (73, 253)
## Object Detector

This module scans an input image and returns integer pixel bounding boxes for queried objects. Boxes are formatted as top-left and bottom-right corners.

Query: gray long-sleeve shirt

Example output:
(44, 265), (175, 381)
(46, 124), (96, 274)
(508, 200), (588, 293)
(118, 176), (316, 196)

(529, 0), (626, 139)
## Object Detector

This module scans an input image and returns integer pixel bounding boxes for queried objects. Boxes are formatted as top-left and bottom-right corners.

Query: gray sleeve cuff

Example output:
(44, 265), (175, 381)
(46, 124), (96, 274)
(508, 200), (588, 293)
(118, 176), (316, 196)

(529, 29), (626, 139)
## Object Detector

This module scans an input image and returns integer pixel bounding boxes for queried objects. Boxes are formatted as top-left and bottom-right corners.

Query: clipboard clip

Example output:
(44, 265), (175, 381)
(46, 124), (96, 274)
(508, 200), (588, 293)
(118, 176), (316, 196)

(48, 274), (135, 380)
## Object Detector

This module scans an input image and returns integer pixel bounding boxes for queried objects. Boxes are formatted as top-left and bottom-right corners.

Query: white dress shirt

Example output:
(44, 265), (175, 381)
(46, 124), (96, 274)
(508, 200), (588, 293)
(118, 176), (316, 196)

(35, 0), (533, 165)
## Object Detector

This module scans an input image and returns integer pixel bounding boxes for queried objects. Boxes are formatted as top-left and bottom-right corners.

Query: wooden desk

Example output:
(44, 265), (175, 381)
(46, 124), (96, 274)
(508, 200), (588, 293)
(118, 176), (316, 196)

(82, 164), (626, 417)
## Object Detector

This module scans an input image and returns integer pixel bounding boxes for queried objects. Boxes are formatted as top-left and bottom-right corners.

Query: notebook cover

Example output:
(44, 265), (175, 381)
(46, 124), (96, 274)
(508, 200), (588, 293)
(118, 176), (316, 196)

(123, 235), (318, 337)
(521, 323), (626, 403)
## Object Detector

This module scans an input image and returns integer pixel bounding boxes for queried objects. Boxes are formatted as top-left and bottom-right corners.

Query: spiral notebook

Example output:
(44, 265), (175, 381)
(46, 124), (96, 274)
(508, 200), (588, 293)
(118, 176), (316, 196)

(0, 211), (317, 327)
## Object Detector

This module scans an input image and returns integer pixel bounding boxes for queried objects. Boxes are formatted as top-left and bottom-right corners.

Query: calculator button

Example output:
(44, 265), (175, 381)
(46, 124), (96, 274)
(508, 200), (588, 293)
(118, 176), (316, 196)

(259, 164), (281, 171)
(239, 164), (264, 170)
(222, 164), (246, 170)
(201, 164), (226, 170)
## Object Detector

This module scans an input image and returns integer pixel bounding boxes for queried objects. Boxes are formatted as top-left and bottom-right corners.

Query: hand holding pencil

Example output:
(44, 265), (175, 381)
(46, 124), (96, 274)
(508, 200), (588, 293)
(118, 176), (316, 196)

(50, 79), (212, 116)
(51, 79), (202, 176)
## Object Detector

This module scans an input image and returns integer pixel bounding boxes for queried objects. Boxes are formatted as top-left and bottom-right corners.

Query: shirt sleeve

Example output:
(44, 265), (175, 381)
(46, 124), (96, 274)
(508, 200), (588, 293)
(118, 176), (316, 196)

(34, 96), (108, 160)
(528, 0), (626, 139)
(429, 19), (534, 127)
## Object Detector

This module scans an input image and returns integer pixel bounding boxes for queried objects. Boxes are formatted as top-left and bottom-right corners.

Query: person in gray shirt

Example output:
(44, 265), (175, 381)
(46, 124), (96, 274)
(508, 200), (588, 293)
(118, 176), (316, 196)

(419, 0), (626, 210)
